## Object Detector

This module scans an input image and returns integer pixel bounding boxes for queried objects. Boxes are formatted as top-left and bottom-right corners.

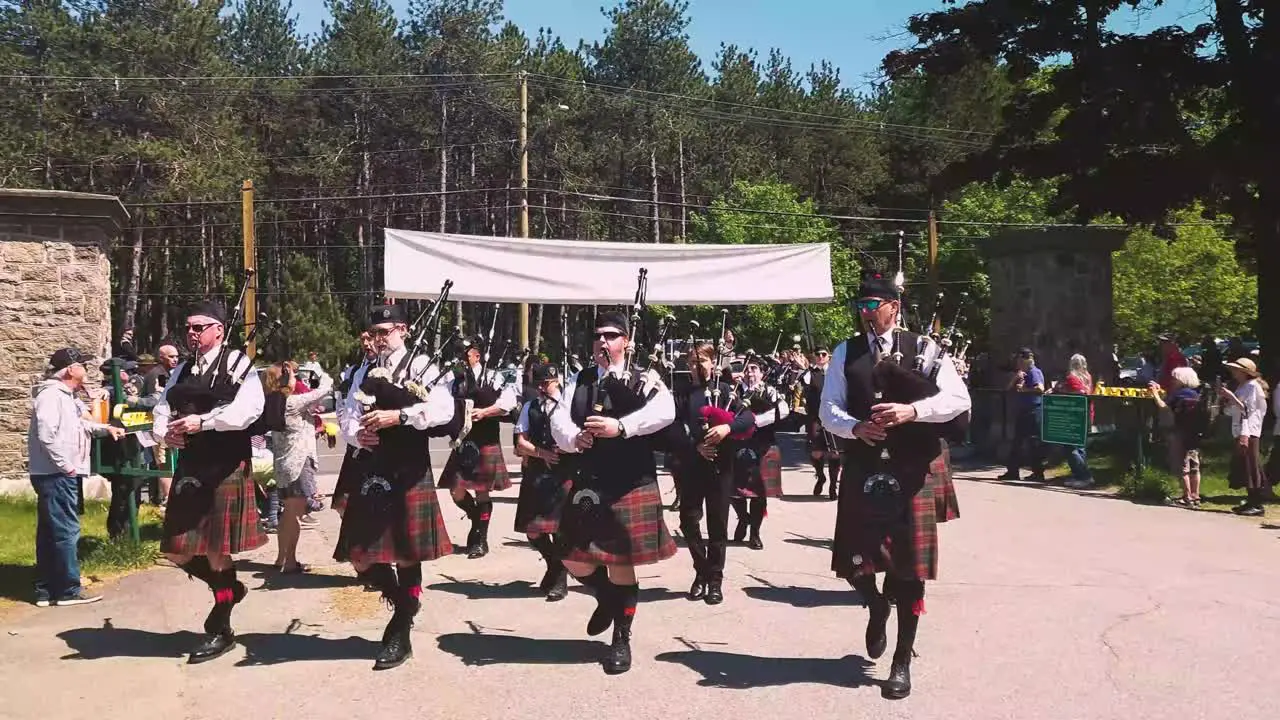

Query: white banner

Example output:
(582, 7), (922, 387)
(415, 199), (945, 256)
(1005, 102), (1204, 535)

(383, 229), (833, 305)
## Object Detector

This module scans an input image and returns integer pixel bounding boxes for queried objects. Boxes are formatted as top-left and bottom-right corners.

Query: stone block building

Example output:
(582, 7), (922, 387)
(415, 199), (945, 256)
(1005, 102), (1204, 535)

(0, 189), (127, 492)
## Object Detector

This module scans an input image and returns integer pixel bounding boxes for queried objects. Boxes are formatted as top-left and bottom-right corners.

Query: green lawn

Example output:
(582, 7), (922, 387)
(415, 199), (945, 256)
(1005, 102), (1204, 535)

(1047, 433), (1260, 514)
(0, 496), (162, 606)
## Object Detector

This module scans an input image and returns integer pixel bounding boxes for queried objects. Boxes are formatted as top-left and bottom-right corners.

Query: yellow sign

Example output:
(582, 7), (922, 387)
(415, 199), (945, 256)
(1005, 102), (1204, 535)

(1092, 385), (1158, 399)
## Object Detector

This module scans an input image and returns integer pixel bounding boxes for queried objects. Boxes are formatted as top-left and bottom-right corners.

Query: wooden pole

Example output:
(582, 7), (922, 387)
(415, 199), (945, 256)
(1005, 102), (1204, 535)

(928, 209), (940, 334)
(518, 70), (530, 351)
(242, 179), (257, 359)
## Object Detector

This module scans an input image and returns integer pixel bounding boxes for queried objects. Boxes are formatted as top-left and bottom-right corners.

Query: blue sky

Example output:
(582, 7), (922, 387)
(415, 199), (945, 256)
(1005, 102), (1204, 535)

(289, 0), (1213, 89)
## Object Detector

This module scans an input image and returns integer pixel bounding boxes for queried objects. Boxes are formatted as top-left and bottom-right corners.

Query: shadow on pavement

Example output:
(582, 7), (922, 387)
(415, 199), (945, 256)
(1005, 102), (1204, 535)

(740, 575), (861, 609)
(782, 533), (832, 550)
(429, 576), (538, 600)
(251, 569), (360, 591)
(655, 643), (875, 689)
(566, 584), (687, 603)
(57, 619), (379, 664)
(436, 631), (605, 666)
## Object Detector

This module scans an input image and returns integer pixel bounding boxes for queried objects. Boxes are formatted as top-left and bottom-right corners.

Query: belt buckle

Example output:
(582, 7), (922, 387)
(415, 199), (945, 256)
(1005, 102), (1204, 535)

(173, 476), (204, 494)
(360, 474), (391, 496)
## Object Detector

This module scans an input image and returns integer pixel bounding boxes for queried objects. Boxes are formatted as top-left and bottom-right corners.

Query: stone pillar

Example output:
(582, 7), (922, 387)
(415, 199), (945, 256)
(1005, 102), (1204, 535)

(0, 190), (128, 490)
(978, 227), (1127, 384)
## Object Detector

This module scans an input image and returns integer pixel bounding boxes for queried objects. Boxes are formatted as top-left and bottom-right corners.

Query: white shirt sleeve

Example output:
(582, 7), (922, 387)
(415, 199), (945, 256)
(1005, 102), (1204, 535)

(514, 401), (532, 435)
(400, 355), (456, 430)
(150, 361), (184, 440)
(754, 386), (789, 427)
(618, 372), (676, 438)
(912, 338), (973, 423)
(1238, 381), (1266, 438)
(201, 368), (265, 432)
(549, 371), (583, 452)
(819, 341), (859, 438)
(337, 364), (368, 446)
(494, 381), (519, 413)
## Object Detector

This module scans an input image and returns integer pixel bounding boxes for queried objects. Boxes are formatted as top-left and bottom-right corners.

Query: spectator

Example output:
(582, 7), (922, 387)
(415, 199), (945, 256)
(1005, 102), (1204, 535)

(264, 361), (333, 572)
(1059, 354), (1094, 489)
(1000, 348), (1046, 482)
(27, 348), (124, 607)
(1198, 335), (1223, 387)
(1218, 358), (1270, 516)
(1157, 334), (1188, 391)
(138, 343), (180, 505)
(1151, 367), (1207, 509)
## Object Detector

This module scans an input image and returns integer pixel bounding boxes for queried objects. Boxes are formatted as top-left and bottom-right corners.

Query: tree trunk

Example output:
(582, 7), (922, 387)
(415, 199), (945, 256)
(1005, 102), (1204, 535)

(650, 144), (660, 243)
(122, 225), (143, 333)
(531, 303), (544, 355)
(439, 97), (448, 233)
(159, 234), (171, 342)
(678, 136), (687, 242)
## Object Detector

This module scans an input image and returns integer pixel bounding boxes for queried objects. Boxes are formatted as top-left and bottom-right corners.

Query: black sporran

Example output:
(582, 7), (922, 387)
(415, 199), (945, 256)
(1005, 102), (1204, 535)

(732, 446), (763, 497)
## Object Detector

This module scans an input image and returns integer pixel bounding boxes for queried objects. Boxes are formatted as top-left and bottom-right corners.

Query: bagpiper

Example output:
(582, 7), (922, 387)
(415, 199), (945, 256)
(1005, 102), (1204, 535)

(548, 310), (678, 675)
(512, 362), (575, 601)
(730, 353), (789, 549)
(333, 303), (469, 670)
(819, 272), (971, 699)
(152, 301), (267, 664)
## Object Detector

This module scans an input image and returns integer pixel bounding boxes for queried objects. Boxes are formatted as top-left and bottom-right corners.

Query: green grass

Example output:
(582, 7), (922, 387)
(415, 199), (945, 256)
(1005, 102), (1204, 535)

(0, 496), (162, 606)
(1047, 433), (1254, 513)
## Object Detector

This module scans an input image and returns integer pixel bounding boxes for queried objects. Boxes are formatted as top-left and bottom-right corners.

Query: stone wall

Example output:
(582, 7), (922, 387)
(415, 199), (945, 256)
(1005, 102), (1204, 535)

(978, 228), (1128, 385)
(0, 190), (127, 492)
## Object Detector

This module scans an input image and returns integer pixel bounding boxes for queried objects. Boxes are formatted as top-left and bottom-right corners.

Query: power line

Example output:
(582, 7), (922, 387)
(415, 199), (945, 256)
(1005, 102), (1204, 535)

(2, 72), (516, 82)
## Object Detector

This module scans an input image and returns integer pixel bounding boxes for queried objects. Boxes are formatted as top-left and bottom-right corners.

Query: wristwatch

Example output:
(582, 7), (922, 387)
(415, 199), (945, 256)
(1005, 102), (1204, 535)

(617, 420), (628, 439)
(398, 410), (409, 426)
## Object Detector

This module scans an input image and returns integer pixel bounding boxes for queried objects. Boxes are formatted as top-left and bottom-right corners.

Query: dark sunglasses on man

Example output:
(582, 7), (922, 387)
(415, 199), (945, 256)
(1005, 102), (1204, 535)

(593, 331), (623, 341)
(854, 298), (892, 312)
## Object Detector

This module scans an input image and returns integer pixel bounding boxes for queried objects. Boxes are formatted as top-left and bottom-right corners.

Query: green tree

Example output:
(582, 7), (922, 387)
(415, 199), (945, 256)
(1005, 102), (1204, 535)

(886, 0), (1280, 378)
(689, 180), (858, 350)
(1113, 210), (1257, 352)
(262, 255), (357, 370)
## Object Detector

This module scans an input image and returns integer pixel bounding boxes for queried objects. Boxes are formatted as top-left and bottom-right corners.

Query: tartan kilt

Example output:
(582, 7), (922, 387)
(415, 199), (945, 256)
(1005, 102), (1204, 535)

(559, 481), (677, 567)
(439, 442), (512, 493)
(931, 442), (960, 523)
(831, 464), (938, 582)
(514, 460), (572, 535)
(733, 445), (783, 499)
(161, 467), (266, 557)
(333, 473), (453, 565)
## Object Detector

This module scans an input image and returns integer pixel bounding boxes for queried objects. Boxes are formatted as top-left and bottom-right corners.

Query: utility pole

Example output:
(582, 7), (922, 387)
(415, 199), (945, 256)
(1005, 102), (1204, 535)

(241, 179), (257, 359)
(518, 70), (530, 351)
(928, 209), (940, 334)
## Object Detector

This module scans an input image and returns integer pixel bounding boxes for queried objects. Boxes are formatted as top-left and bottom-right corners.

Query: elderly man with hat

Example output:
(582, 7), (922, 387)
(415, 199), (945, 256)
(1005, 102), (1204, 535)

(333, 302), (465, 670)
(27, 348), (125, 607)
(150, 301), (267, 664)
(512, 361), (575, 601)
(548, 309), (678, 676)
(818, 271), (971, 700)
(439, 333), (519, 560)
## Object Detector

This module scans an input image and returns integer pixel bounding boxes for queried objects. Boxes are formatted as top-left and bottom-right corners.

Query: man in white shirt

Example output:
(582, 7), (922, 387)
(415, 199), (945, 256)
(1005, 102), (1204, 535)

(332, 302), (463, 670)
(151, 301), (266, 665)
(548, 310), (677, 676)
(438, 335), (519, 560)
(819, 272), (971, 700)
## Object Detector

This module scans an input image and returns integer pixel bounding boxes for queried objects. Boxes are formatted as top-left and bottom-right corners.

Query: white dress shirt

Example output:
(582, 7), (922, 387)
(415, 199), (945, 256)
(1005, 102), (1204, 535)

(1228, 379), (1267, 438)
(336, 345), (456, 449)
(515, 394), (562, 437)
(447, 362), (519, 413)
(549, 364), (675, 453)
(819, 331), (971, 439)
(152, 345), (265, 440)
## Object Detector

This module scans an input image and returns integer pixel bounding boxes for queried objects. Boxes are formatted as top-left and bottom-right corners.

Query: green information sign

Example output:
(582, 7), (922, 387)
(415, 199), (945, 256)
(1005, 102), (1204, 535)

(1041, 393), (1090, 447)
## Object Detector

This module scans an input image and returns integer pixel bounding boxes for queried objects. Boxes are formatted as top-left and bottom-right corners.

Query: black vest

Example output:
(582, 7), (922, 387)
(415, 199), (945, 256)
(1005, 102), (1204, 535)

(169, 348), (252, 484)
(841, 331), (941, 479)
(740, 382), (781, 449)
(522, 396), (576, 480)
(569, 367), (656, 496)
(453, 365), (501, 445)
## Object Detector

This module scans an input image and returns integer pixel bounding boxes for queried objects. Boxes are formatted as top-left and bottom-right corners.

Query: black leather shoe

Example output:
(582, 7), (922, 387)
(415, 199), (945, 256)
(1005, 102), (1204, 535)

(373, 626), (413, 670)
(687, 577), (707, 601)
(748, 532), (763, 551)
(866, 601), (889, 659)
(467, 539), (489, 559)
(545, 569), (568, 602)
(587, 586), (615, 636)
(603, 623), (632, 675)
(188, 630), (236, 664)
(882, 657), (912, 699)
(704, 580), (724, 605)
(828, 483), (838, 501)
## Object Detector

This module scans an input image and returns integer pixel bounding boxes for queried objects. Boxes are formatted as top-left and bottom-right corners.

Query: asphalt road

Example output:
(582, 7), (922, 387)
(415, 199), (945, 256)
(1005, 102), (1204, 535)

(3, 435), (1279, 720)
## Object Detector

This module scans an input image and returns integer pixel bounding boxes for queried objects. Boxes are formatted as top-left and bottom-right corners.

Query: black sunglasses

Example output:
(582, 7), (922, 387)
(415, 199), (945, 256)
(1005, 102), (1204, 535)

(854, 298), (893, 311)
(593, 331), (623, 341)
(186, 322), (217, 333)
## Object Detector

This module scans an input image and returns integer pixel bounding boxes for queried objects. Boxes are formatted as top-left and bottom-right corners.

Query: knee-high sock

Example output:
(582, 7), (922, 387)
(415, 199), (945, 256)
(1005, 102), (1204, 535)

(730, 497), (749, 524)
(358, 563), (399, 601)
(827, 459), (841, 485)
(205, 568), (241, 634)
(396, 563), (423, 602)
(811, 459), (827, 481)
(453, 492), (478, 516)
(475, 499), (493, 531)
(180, 556), (215, 585)
(613, 580), (639, 624)
(849, 575), (884, 609)
(529, 534), (556, 562)
(749, 497), (767, 531)
(893, 579), (925, 662)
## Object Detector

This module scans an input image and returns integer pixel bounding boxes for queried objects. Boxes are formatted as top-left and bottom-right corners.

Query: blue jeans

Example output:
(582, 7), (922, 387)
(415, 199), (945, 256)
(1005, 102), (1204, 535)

(1006, 407), (1046, 476)
(30, 473), (83, 601)
(1066, 446), (1092, 481)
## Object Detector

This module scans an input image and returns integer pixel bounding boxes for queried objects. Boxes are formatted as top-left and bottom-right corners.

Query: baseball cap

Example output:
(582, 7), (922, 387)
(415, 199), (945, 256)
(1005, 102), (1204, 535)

(47, 347), (87, 373)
